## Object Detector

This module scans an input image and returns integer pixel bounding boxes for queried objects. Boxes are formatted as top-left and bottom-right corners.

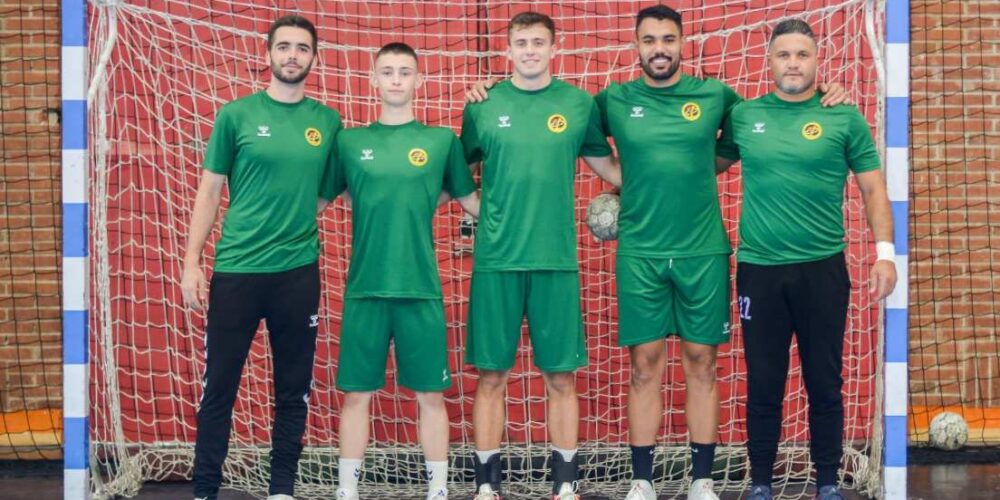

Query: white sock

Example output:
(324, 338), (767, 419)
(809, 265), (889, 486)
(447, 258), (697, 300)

(552, 446), (577, 462)
(426, 460), (448, 492)
(475, 448), (500, 463)
(338, 458), (363, 493)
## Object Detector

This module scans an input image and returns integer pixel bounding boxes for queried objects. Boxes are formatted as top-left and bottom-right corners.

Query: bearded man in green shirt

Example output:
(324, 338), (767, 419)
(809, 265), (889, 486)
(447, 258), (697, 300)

(180, 15), (341, 500)
(716, 20), (897, 500)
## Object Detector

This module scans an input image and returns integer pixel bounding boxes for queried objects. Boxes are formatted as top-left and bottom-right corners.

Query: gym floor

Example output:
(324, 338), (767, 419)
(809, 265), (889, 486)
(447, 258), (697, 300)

(2, 463), (999, 499)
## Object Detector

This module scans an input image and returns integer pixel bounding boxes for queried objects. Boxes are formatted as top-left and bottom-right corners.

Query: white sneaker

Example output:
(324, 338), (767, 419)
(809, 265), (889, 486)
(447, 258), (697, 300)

(624, 479), (656, 500)
(426, 487), (448, 500)
(267, 495), (295, 500)
(687, 478), (719, 500)
(473, 483), (501, 500)
(336, 488), (360, 500)
(552, 482), (580, 500)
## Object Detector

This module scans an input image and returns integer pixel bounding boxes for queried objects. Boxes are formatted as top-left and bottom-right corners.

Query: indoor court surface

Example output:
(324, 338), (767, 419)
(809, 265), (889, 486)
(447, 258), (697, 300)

(2, 462), (1000, 499)
(2, 1), (999, 499)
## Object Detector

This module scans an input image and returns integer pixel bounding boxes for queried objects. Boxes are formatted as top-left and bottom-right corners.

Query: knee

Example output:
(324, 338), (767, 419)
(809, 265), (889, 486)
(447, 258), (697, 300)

(477, 370), (508, 395)
(544, 372), (577, 397)
(806, 385), (844, 411)
(682, 344), (717, 368)
(747, 386), (785, 410)
(682, 349), (717, 386)
(630, 349), (663, 390)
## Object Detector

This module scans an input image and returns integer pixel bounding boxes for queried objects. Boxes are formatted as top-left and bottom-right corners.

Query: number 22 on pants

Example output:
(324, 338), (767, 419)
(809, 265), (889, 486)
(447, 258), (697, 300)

(738, 296), (752, 320)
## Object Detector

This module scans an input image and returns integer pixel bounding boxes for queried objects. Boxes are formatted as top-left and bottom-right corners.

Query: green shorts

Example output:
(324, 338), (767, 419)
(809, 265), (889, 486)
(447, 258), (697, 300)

(616, 254), (732, 347)
(337, 298), (451, 392)
(466, 271), (586, 372)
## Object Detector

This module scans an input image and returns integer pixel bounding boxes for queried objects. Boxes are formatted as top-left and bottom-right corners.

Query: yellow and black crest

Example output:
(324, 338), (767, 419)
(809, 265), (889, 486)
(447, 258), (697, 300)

(547, 113), (568, 133)
(305, 127), (322, 147)
(801, 122), (823, 140)
(408, 148), (429, 167)
(681, 102), (701, 121)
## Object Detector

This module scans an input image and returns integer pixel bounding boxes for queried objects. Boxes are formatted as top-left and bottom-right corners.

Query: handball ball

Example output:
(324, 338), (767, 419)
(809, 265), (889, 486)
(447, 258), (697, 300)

(928, 411), (968, 450)
(586, 192), (620, 241)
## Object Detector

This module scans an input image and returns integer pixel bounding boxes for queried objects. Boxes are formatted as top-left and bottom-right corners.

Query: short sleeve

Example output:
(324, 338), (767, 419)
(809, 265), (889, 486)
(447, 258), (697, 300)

(319, 113), (345, 201)
(579, 97), (613, 157)
(716, 105), (741, 161)
(443, 133), (478, 198)
(332, 112), (344, 135)
(721, 82), (743, 122)
(322, 134), (347, 200)
(594, 88), (611, 137)
(203, 105), (237, 174)
(460, 105), (483, 164)
(846, 108), (880, 173)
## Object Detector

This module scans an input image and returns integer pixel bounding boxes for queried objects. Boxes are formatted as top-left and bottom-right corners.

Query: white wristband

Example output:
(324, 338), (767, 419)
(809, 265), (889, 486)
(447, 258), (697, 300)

(876, 241), (895, 263)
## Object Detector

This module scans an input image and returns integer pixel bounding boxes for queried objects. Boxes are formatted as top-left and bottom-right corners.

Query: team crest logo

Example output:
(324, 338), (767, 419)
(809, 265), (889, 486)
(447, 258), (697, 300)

(304, 127), (322, 146)
(547, 113), (568, 133)
(408, 148), (429, 167)
(681, 102), (701, 121)
(802, 122), (823, 140)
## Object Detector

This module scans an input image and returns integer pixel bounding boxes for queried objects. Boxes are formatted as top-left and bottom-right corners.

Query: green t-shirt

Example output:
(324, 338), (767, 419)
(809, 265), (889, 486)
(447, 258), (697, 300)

(596, 75), (740, 258)
(460, 78), (612, 271)
(717, 92), (881, 265)
(331, 120), (477, 298)
(203, 91), (342, 273)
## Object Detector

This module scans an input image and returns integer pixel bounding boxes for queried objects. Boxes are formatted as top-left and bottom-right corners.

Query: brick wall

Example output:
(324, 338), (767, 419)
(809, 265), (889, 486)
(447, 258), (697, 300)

(909, 0), (1000, 414)
(0, 0), (62, 415)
